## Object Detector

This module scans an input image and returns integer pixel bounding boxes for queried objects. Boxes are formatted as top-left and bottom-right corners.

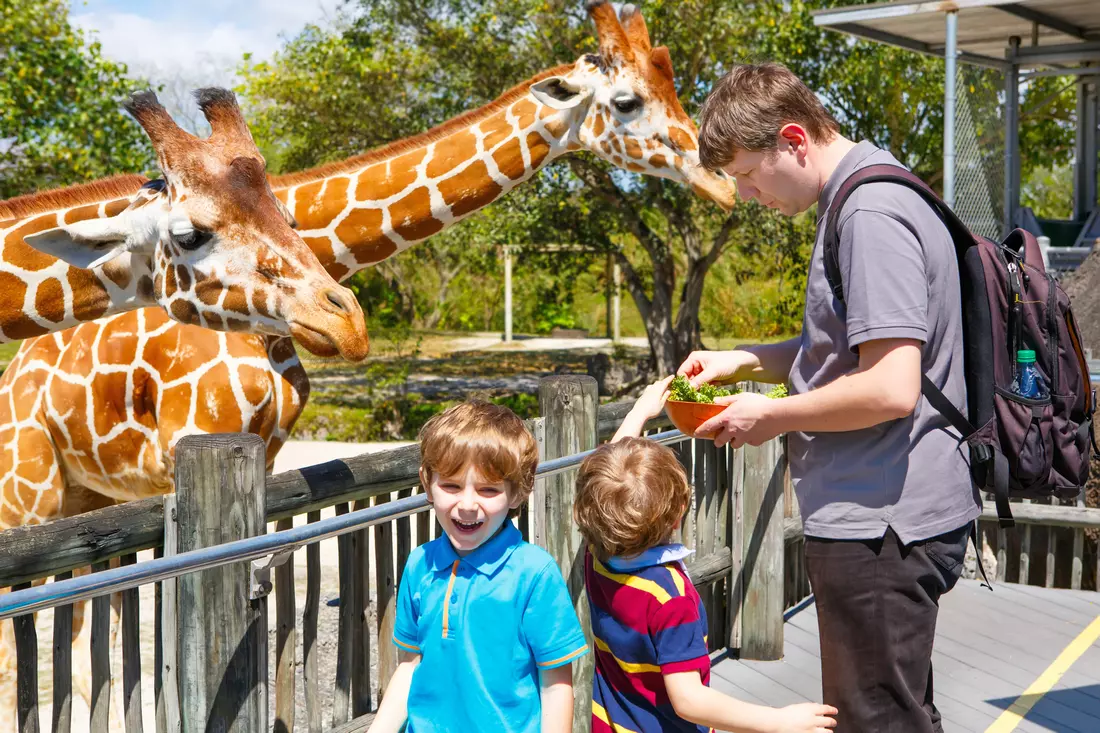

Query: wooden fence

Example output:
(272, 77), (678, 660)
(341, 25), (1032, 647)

(7, 373), (1096, 732)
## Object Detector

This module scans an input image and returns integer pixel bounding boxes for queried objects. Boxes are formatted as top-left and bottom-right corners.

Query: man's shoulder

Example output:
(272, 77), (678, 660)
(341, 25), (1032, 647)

(835, 158), (945, 234)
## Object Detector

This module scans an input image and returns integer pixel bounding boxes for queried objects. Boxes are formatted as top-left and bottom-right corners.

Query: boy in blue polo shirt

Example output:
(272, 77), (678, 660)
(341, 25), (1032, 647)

(370, 399), (588, 733)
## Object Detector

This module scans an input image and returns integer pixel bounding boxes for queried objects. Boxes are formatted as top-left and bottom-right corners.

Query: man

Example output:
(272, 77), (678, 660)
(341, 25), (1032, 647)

(679, 62), (981, 732)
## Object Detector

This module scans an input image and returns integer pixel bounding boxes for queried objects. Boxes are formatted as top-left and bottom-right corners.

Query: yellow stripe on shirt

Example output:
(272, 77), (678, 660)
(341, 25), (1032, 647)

(593, 701), (641, 733)
(592, 556), (674, 604)
(593, 636), (661, 674)
(538, 644), (589, 668)
(669, 565), (686, 596)
(393, 637), (420, 653)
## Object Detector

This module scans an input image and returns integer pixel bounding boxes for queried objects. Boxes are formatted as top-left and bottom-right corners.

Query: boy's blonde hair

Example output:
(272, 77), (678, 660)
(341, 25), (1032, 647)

(418, 399), (538, 512)
(573, 437), (691, 561)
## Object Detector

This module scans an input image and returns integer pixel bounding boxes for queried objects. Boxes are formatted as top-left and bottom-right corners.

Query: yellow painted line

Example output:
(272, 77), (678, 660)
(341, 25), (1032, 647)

(985, 614), (1100, 733)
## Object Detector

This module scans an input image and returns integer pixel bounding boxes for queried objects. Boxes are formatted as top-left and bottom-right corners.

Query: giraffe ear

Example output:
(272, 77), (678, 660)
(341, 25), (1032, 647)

(530, 77), (591, 110)
(23, 212), (155, 270)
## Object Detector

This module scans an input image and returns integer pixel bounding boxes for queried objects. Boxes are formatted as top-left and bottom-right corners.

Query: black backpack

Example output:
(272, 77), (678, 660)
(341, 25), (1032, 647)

(822, 164), (1095, 529)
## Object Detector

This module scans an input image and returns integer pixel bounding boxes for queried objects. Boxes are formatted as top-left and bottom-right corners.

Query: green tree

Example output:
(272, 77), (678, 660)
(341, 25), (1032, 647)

(0, 0), (155, 199)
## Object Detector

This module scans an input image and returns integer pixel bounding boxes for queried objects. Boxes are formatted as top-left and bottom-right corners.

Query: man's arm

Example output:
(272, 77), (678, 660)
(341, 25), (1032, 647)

(539, 664), (574, 733)
(695, 338), (921, 447)
(678, 336), (800, 388)
(736, 337), (802, 384)
(767, 337), (921, 433)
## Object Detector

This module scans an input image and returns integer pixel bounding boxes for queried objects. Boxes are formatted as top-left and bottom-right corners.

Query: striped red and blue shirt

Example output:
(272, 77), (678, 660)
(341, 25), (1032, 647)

(584, 544), (712, 733)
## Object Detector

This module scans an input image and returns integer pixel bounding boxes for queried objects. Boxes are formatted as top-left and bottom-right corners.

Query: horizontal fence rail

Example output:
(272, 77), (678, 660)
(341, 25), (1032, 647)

(0, 429), (689, 621)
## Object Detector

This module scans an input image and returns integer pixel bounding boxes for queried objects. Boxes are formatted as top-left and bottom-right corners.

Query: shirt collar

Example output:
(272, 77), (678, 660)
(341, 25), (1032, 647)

(605, 543), (695, 572)
(816, 139), (880, 226)
(430, 520), (523, 576)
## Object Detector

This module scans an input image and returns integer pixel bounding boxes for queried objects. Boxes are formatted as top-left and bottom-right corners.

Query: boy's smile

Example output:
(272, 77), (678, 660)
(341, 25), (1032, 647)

(425, 464), (523, 555)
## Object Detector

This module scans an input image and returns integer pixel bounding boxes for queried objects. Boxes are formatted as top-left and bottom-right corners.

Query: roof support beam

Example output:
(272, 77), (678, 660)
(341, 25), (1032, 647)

(996, 4), (1091, 41)
(1011, 41), (1100, 67)
(832, 22), (1008, 70)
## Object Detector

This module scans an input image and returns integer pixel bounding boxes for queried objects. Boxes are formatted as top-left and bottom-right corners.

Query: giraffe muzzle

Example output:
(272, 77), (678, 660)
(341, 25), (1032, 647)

(288, 284), (369, 362)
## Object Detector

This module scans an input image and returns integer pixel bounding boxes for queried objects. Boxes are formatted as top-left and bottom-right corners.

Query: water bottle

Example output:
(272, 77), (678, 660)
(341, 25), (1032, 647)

(1011, 349), (1048, 399)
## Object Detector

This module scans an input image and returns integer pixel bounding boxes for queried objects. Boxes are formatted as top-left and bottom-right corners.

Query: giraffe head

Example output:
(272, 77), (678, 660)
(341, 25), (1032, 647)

(527, 1), (736, 209)
(22, 88), (369, 361)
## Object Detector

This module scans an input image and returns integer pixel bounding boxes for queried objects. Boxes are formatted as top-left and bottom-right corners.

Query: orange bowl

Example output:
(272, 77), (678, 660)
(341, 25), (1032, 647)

(664, 400), (727, 438)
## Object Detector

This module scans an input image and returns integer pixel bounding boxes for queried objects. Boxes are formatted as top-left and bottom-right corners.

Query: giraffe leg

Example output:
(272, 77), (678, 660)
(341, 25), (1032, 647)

(0, 421), (65, 732)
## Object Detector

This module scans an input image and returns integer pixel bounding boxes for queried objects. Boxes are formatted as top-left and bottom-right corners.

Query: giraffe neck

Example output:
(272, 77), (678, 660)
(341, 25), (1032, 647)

(0, 198), (151, 342)
(275, 75), (577, 282)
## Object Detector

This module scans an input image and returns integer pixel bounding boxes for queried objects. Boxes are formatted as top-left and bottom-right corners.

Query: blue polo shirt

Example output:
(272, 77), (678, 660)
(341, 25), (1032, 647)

(393, 520), (589, 732)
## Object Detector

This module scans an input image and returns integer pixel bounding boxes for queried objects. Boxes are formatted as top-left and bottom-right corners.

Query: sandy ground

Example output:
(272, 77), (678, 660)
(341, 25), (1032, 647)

(22, 440), (416, 732)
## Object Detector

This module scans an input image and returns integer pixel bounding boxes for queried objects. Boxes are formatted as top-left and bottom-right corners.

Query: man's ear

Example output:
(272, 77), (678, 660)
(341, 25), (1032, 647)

(22, 210), (153, 270)
(530, 76), (592, 110)
(778, 123), (808, 155)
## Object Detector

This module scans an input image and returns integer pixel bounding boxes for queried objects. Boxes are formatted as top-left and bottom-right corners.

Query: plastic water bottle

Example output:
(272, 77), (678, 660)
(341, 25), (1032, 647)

(1012, 349), (1048, 399)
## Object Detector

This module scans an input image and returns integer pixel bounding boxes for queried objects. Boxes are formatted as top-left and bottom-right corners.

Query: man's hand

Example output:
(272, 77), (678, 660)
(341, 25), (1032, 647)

(678, 349), (757, 388)
(695, 392), (779, 449)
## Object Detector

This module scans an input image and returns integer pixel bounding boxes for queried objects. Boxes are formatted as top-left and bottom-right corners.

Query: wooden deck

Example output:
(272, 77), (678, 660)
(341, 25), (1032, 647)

(711, 579), (1100, 732)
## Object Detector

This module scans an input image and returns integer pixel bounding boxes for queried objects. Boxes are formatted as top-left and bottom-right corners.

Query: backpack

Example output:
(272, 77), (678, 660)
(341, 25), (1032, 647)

(822, 164), (1095, 529)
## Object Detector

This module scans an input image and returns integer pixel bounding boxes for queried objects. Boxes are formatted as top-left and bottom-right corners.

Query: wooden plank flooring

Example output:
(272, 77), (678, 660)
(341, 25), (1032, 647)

(711, 579), (1100, 732)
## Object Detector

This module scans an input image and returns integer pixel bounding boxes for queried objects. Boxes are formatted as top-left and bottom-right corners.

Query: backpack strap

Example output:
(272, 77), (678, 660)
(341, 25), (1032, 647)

(822, 164), (1016, 530)
(822, 164), (977, 308)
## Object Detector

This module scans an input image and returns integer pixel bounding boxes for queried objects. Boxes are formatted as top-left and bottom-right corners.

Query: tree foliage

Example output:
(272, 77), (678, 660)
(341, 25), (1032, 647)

(238, 0), (1079, 369)
(0, 0), (154, 199)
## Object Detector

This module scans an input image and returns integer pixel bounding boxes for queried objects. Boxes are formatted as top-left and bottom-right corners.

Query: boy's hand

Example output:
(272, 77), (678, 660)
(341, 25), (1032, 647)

(767, 702), (838, 733)
(634, 375), (674, 420)
(612, 376), (674, 442)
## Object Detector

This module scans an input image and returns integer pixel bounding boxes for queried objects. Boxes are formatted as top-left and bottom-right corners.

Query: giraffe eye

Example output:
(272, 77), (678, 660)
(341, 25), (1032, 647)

(173, 228), (212, 251)
(612, 96), (642, 115)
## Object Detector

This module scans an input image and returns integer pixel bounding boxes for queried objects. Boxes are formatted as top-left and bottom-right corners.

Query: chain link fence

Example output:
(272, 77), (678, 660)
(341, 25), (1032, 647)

(953, 63), (1005, 240)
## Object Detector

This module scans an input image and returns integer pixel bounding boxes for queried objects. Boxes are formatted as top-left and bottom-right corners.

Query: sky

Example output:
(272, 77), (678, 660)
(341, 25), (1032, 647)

(69, 0), (350, 128)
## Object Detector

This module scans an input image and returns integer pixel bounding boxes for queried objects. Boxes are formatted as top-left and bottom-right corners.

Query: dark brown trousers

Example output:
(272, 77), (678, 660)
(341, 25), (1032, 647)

(804, 523), (971, 733)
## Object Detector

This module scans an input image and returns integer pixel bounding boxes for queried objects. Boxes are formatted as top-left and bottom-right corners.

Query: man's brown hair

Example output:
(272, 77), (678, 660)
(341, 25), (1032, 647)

(418, 399), (539, 513)
(573, 437), (691, 560)
(698, 62), (841, 171)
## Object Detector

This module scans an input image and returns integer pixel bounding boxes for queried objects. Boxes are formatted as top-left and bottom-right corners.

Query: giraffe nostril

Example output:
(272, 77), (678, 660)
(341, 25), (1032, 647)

(323, 288), (353, 315)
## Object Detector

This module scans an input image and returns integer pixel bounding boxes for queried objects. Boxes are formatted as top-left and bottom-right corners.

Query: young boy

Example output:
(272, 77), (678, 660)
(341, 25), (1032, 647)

(370, 399), (588, 733)
(573, 377), (837, 733)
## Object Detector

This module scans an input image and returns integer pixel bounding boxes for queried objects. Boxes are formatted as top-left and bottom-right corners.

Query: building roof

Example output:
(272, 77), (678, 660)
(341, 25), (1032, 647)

(812, 0), (1100, 69)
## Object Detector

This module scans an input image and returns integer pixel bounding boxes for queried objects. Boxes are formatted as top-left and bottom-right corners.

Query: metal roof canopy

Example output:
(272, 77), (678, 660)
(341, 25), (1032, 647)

(812, 1), (1100, 70)
(813, 1), (1100, 243)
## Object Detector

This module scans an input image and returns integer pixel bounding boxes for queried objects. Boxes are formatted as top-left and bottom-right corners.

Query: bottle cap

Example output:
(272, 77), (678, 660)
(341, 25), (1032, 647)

(1018, 349), (1036, 363)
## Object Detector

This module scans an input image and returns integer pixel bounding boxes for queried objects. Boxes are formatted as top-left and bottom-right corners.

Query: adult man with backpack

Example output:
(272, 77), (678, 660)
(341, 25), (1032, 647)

(679, 62), (982, 733)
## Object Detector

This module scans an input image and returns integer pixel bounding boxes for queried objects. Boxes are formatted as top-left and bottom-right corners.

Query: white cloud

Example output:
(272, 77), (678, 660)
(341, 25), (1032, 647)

(70, 0), (351, 133)
(71, 0), (348, 81)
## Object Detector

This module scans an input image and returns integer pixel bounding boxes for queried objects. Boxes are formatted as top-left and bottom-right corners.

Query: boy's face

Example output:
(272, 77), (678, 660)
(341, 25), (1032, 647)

(721, 127), (820, 216)
(425, 464), (523, 556)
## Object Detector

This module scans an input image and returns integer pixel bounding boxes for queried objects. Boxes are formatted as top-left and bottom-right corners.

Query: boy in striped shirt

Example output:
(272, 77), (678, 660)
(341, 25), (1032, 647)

(573, 377), (837, 733)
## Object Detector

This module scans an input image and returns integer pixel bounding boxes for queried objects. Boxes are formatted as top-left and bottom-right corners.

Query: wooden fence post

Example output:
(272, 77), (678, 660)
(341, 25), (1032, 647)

(738, 433), (786, 660)
(539, 376), (598, 733)
(175, 434), (268, 732)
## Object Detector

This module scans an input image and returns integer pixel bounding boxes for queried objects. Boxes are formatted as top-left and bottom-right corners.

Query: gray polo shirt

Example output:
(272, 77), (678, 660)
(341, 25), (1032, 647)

(787, 141), (981, 544)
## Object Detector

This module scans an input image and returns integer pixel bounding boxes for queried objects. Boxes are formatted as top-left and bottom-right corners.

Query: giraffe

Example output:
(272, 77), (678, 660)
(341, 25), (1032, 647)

(0, 87), (368, 361)
(0, 85), (373, 725)
(0, 2), (735, 724)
